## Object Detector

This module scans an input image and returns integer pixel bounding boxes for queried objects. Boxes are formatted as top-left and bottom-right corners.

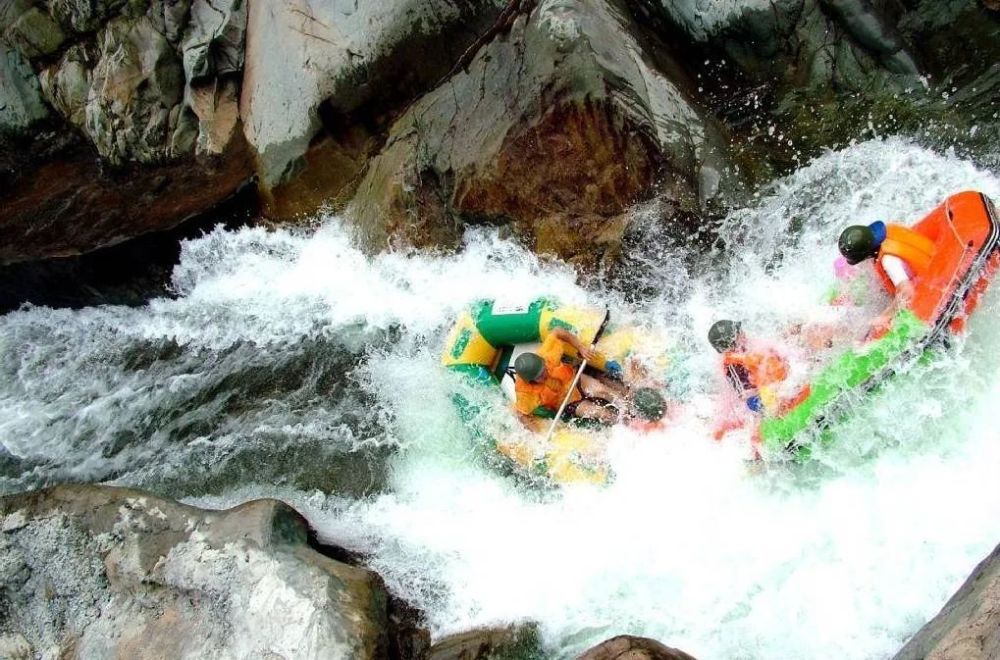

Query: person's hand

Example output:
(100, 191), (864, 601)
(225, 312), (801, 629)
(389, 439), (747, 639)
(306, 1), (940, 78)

(746, 395), (763, 413)
(865, 313), (893, 341)
(579, 346), (598, 362)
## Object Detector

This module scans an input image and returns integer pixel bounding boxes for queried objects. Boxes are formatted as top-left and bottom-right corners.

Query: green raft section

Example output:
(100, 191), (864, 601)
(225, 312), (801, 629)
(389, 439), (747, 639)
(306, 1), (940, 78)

(759, 309), (930, 458)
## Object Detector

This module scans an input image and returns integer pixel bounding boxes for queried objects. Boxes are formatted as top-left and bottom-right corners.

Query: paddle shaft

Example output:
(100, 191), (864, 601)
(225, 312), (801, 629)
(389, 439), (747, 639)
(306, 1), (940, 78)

(542, 310), (611, 444)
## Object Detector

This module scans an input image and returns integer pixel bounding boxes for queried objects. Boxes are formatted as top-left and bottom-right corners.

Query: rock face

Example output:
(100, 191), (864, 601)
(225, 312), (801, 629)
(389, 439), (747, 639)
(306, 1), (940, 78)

(0, 484), (412, 659)
(0, 0), (253, 265)
(240, 0), (510, 217)
(893, 543), (1000, 660)
(1, 0), (997, 268)
(350, 0), (735, 266)
(577, 635), (698, 660)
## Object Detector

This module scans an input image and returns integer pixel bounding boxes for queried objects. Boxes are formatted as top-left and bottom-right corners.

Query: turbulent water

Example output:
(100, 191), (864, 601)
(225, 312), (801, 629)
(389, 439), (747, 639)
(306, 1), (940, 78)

(3, 137), (1000, 658)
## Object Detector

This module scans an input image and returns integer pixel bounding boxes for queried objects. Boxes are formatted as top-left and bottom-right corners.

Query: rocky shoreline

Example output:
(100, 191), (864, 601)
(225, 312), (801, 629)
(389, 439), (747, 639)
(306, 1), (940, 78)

(3, 1), (998, 272)
(2, 484), (997, 659)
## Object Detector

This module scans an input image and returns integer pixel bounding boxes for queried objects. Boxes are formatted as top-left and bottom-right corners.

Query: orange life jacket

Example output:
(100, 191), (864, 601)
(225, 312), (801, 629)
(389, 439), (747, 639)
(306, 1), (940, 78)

(514, 361), (580, 413)
(722, 349), (789, 391)
(874, 224), (935, 294)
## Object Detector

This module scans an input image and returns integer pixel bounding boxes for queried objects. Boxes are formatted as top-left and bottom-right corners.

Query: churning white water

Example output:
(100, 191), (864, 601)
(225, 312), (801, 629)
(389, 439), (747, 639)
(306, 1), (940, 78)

(3, 137), (1000, 658)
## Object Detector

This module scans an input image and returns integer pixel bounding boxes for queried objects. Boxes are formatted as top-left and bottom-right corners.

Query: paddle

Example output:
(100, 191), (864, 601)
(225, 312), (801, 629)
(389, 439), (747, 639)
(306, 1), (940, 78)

(542, 309), (612, 445)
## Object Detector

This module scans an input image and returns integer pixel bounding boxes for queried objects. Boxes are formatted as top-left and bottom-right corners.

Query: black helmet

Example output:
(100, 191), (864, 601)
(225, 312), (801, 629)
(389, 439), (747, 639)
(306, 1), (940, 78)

(708, 320), (742, 353)
(514, 353), (545, 382)
(838, 225), (877, 265)
(632, 387), (666, 421)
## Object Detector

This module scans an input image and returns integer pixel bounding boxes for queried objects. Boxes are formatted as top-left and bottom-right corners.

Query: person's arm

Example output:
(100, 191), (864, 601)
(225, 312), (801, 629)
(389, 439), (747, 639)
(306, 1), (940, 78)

(867, 257), (915, 339)
(517, 413), (545, 432)
(550, 327), (598, 361)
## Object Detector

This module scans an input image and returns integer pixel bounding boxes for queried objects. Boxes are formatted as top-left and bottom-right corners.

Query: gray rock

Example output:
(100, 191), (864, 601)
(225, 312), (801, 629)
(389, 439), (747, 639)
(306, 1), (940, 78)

(37, 44), (91, 128)
(0, 484), (399, 660)
(348, 0), (735, 263)
(84, 14), (185, 164)
(240, 0), (508, 190)
(893, 542), (1000, 660)
(182, 0), (245, 83)
(180, 0), (247, 156)
(0, 45), (49, 134)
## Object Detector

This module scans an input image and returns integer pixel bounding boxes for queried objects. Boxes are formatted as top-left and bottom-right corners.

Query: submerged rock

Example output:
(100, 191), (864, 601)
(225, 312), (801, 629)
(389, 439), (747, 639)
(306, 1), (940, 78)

(0, 484), (412, 659)
(577, 635), (698, 660)
(893, 542), (1000, 660)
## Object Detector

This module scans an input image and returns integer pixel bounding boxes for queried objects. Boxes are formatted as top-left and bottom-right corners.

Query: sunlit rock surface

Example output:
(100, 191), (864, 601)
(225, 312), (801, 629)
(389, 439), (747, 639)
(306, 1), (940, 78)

(0, 485), (407, 659)
(240, 0), (509, 217)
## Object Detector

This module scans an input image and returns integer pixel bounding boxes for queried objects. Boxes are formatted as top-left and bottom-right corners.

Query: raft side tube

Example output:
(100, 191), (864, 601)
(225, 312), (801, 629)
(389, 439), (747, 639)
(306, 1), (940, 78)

(761, 192), (1000, 457)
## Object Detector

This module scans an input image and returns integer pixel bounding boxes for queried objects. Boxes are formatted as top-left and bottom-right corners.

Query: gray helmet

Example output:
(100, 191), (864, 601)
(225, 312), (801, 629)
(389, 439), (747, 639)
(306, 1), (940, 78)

(708, 319), (742, 353)
(514, 353), (545, 382)
(838, 225), (877, 265)
(632, 387), (666, 421)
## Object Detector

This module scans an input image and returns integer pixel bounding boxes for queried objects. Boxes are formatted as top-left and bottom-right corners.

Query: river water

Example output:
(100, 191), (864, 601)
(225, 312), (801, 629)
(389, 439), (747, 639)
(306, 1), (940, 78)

(2, 137), (999, 658)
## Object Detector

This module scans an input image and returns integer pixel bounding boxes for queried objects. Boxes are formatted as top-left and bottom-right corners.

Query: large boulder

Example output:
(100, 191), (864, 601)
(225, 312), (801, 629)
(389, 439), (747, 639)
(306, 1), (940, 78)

(239, 0), (509, 217)
(893, 542), (1000, 660)
(0, 0), (253, 265)
(348, 0), (736, 266)
(0, 484), (416, 659)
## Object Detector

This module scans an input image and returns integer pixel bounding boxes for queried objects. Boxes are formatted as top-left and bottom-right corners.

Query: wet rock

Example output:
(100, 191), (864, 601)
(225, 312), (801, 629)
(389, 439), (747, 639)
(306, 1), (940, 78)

(0, 484), (404, 659)
(892, 542), (1000, 660)
(639, 0), (918, 92)
(895, 0), (1000, 88)
(576, 635), (698, 660)
(429, 624), (542, 660)
(0, 132), (253, 264)
(349, 0), (735, 266)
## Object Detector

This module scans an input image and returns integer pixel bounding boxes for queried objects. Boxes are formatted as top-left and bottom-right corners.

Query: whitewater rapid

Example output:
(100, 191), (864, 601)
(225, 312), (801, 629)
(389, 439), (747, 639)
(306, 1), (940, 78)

(2, 137), (1000, 658)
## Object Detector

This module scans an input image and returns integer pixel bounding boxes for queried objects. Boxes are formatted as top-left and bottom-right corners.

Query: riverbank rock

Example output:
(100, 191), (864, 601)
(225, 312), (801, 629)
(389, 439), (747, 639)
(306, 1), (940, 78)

(892, 542), (1000, 660)
(577, 635), (698, 660)
(348, 0), (736, 266)
(428, 624), (542, 660)
(0, 484), (416, 659)
(0, 0), (253, 265)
